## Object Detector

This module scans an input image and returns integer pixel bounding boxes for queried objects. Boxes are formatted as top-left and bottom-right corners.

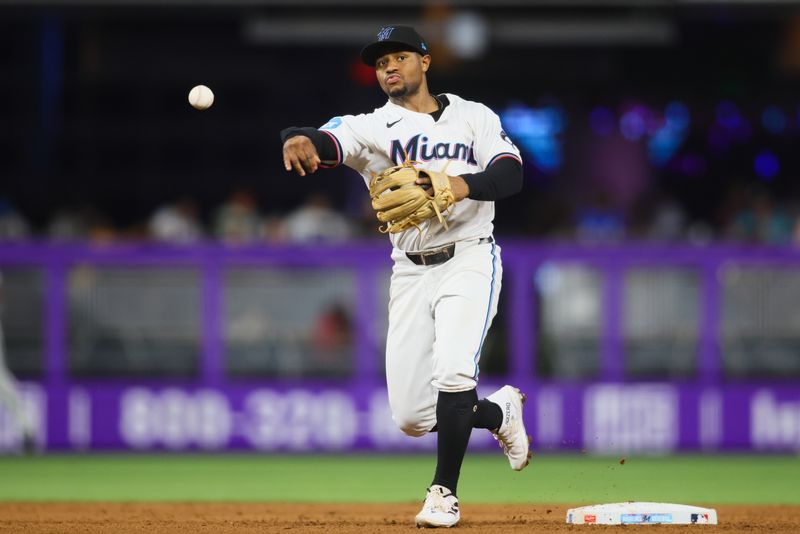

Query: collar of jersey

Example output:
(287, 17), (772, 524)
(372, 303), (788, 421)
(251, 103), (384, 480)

(385, 94), (451, 121)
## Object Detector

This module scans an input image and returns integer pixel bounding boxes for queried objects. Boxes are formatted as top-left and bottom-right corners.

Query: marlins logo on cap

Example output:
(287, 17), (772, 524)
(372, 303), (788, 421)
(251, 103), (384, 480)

(377, 26), (395, 41)
(360, 25), (430, 66)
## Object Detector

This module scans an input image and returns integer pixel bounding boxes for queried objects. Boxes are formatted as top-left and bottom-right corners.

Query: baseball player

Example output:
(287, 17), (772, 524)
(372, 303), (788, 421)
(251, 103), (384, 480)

(0, 273), (37, 453)
(281, 25), (530, 528)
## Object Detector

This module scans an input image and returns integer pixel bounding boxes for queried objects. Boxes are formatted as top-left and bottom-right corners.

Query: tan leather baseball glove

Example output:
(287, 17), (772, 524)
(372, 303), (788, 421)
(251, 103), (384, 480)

(368, 161), (455, 234)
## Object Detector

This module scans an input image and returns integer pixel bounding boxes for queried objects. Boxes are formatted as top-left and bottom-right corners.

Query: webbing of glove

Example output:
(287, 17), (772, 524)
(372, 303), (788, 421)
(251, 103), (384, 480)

(368, 162), (454, 234)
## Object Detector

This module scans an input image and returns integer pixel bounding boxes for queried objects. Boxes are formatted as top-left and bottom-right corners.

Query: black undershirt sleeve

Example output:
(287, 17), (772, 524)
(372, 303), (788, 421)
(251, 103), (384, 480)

(459, 157), (523, 201)
(280, 126), (339, 162)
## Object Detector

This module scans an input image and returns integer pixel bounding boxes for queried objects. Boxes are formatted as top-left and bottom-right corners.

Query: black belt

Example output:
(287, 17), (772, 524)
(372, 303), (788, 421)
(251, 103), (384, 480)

(405, 237), (493, 266)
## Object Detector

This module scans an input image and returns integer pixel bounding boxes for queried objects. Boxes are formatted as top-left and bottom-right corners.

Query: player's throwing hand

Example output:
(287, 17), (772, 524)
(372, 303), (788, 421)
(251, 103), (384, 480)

(283, 135), (321, 176)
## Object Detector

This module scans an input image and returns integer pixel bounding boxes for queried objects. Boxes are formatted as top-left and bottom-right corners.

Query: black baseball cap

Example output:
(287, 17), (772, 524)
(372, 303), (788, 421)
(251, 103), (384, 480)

(360, 25), (430, 66)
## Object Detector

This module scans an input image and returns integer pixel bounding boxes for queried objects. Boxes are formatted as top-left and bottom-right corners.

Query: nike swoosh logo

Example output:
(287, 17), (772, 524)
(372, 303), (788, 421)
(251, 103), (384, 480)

(386, 118), (402, 128)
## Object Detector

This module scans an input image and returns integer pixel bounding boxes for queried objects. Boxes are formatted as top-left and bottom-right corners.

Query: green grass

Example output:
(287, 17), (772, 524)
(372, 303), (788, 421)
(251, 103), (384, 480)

(0, 454), (797, 504)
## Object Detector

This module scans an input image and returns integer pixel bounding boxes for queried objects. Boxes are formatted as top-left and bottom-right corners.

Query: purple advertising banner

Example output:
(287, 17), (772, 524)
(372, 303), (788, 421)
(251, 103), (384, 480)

(3, 381), (800, 453)
(1, 242), (800, 452)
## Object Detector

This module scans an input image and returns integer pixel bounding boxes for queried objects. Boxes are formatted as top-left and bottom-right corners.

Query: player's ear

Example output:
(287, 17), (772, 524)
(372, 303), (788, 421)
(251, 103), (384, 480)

(421, 54), (431, 72)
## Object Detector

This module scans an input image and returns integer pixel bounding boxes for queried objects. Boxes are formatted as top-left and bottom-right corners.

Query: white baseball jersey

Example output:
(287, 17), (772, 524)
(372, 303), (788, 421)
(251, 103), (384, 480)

(318, 93), (522, 252)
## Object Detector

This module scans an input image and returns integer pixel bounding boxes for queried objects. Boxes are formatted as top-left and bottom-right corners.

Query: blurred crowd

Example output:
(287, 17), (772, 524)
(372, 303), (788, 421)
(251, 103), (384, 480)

(2, 183), (800, 246)
(0, 190), (361, 245)
(528, 182), (800, 246)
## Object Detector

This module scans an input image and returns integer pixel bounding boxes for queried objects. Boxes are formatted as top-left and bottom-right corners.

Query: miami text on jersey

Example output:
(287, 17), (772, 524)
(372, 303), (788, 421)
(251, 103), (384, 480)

(390, 134), (479, 166)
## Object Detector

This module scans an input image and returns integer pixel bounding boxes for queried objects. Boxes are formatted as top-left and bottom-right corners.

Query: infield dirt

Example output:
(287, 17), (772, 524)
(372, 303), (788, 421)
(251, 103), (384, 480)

(0, 503), (797, 533)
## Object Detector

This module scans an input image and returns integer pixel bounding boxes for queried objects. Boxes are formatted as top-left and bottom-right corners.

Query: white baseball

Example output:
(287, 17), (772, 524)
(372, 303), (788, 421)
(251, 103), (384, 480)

(188, 85), (214, 110)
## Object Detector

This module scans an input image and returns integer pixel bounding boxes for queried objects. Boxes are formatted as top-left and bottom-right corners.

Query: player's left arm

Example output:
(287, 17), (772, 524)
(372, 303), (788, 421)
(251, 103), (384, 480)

(456, 158), (522, 201)
(416, 157), (521, 202)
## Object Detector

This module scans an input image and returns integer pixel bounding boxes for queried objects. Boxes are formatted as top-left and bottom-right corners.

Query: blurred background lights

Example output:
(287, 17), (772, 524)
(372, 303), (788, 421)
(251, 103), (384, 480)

(535, 263), (562, 295)
(754, 149), (780, 179)
(620, 106), (648, 141)
(761, 105), (787, 134)
(715, 100), (741, 129)
(444, 11), (490, 60)
(665, 101), (690, 130)
(501, 105), (565, 173)
(708, 125), (732, 151)
(733, 118), (752, 143)
(589, 107), (615, 136)
(649, 101), (691, 166)
(670, 153), (707, 177)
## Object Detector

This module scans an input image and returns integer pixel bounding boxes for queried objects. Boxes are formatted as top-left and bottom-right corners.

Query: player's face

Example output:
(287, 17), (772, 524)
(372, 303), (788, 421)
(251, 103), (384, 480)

(375, 51), (430, 98)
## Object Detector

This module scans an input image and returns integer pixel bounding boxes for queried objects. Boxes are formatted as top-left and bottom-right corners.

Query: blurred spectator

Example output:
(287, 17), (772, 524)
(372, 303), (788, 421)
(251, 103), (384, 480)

(261, 214), (288, 242)
(646, 198), (688, 242)
(284, 192), (352, 243)
(352, 196), (384, 237)
(148, 197), (203, 243)
(311, 302), (352, 352)
(778, 13), (800, 75)
(47, 208), (91, 241)
(46, 205), (123, 243)
(0, 198), (31, 240)
(310, 302), (352, 373)
(575, 192), (625, 243)
(686, 220), (714, 246)
(726, 189), (794, 244)
(213, 188), (263, 243)
(86, 212), (118, 244)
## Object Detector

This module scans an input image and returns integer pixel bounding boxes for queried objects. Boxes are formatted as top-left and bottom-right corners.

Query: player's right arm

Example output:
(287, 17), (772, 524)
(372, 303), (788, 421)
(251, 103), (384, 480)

(281, 128), (331, 177)
(281, 115), (372, 176)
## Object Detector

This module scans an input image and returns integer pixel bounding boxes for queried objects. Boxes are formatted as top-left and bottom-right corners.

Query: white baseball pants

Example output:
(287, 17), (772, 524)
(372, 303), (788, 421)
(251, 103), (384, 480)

(385, 239), (502, 437)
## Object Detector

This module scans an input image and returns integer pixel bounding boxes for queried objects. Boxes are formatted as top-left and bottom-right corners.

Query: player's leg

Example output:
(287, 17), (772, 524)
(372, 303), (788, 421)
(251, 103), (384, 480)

(384, 256), (437, 437)
(486, 384), (531, 470)
(424, 241), (504, 498)
(385, 259), (462, 528)
(435, 242), (530, 471)
(436, 243), (530, 471)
